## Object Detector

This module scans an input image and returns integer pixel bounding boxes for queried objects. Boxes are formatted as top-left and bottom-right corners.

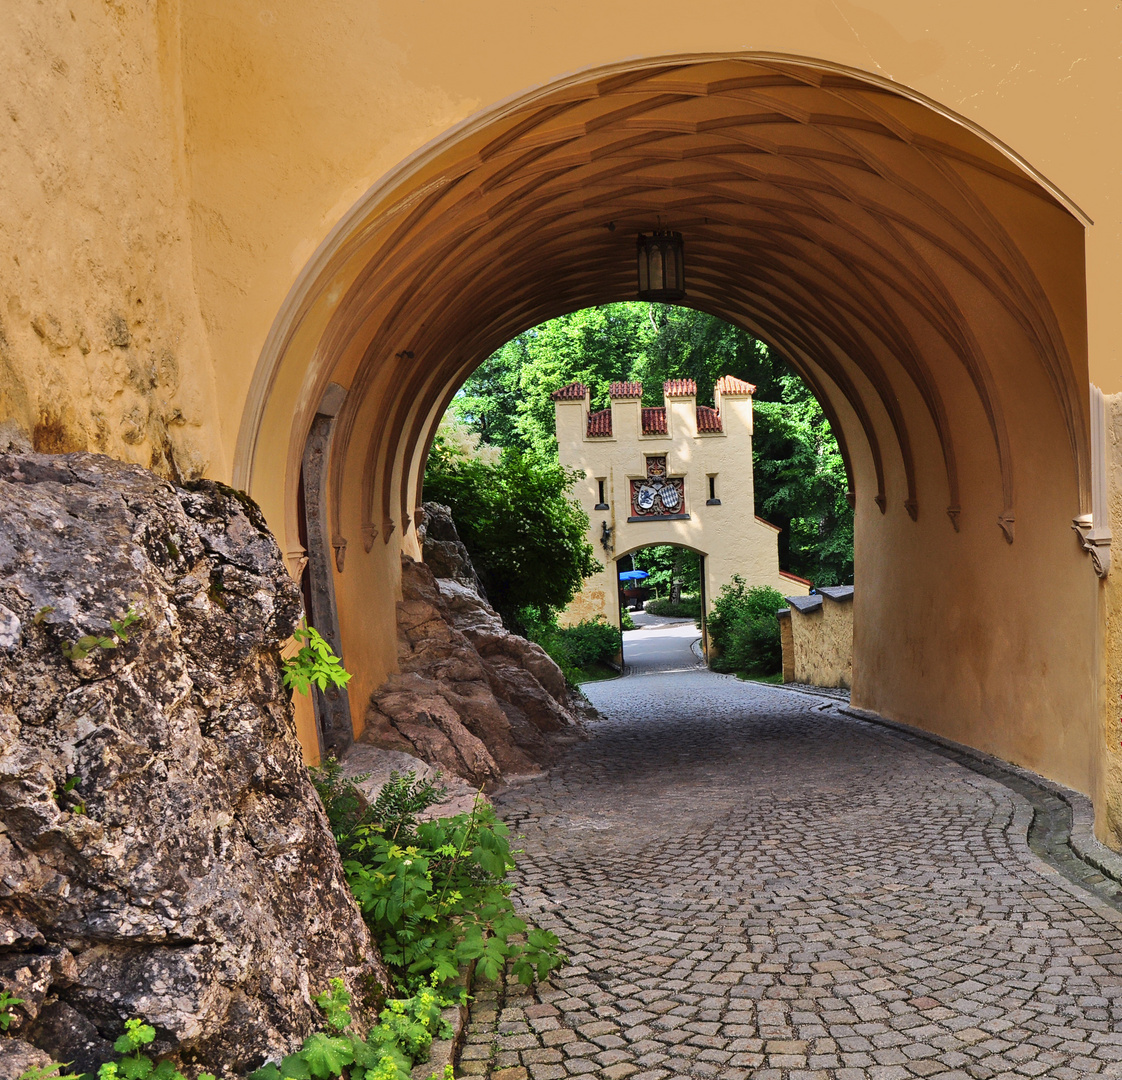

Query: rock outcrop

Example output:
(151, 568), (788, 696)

(0, 453), (389, 1072)
(416, 502), (487, 598)
(360, 508), (591, 787)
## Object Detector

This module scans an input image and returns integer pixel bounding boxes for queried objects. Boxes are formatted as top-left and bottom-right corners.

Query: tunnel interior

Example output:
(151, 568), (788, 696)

(239, 54), (1098, 808)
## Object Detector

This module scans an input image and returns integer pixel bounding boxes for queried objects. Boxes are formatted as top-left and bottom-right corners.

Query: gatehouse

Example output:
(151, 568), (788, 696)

(553, 376), (810, 631)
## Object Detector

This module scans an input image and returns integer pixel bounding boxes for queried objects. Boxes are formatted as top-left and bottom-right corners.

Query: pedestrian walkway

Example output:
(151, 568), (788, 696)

(621, 621), (704, 676)
(461, 670), (1122, 1080)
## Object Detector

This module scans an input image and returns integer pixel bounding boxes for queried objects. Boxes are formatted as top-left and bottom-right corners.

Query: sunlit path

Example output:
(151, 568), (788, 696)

(460, 671), (1122, 1080)
(622, 618), (704, 676)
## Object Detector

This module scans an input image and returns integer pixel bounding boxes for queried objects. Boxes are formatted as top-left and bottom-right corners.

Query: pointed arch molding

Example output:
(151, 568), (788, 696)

(233, 52), (1090, 560)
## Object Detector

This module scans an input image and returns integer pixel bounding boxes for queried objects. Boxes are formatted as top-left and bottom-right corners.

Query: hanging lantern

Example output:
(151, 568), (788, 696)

(637, 230), (685, 301)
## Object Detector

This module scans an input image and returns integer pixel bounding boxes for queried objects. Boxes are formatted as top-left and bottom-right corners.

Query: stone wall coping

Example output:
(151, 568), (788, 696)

(777, 607), (791, 619)
(818, 585), (854, 603)
(786, 594), (823, 614)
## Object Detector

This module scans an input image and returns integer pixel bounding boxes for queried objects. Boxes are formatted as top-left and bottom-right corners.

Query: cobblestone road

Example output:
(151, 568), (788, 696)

(460, 671), (1122, 1080)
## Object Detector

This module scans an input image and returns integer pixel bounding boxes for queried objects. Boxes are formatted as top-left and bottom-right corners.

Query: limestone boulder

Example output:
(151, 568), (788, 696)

(417, 502), (487, 598)
(0, 453), (389, 1073)
(360, 554), (590, 786)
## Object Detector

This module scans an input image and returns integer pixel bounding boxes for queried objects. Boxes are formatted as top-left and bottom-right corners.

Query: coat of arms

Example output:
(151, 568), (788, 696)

(631, 456), (685, 518)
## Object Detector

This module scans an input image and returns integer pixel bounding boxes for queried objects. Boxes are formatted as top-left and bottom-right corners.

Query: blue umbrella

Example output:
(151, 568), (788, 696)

(618, 570), (650, 581)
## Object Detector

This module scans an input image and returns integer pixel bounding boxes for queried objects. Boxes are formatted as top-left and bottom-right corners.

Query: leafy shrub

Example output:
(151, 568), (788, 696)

(706, 576), (786, 676)
(249, 979), (454, 1080)
(424, 437), (599, 628)
(311, 761), (447, 854)
(16, 983), (453, 1080)
(619, 609), (637, 632)
(644, 595), (701, 619)
(313, 764), (565, 993)
(342, 799), (564, 989)
(523, 613), (620, 681)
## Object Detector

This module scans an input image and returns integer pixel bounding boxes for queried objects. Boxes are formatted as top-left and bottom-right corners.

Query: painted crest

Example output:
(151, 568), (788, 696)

(631, 456), (685, 518)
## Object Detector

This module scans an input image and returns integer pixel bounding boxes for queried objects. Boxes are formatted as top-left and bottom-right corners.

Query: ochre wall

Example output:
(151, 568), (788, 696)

(0, 1), (223, 478)
(785, 595), (854, 690)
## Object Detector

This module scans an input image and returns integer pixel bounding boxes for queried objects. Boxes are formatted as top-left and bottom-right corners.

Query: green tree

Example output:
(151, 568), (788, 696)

(423, 427), (600, 628)
(627, 545), (700, 600)
(451, 303), (853, 586)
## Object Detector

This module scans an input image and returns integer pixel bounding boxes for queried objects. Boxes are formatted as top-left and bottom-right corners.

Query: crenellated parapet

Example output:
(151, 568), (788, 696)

(551, 376), (757, 442)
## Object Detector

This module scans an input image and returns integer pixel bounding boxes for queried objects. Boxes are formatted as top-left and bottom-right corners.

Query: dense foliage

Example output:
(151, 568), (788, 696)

(643, 595), (702, 620)
(627, 545), (700, 602)
(249, 979), (455, 1080)
(10, 983), (455, 1080)
(423, 427), (599, 627)
(452, 304), (853, 586)
(707, 576), (787, 677)
(523, 614), (621, 682)
(311, 764), (565, 991)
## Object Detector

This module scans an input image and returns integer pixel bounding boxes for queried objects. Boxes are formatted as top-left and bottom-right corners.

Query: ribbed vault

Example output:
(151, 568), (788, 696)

(239, 54), (1087, 558)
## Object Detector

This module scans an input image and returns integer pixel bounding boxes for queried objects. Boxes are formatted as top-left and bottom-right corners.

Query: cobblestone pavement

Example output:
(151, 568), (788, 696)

(461, 671), (1122, 1080)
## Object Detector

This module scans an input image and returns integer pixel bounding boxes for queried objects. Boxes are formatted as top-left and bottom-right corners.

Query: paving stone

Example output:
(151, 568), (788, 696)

(460, 672), (1122, 1079)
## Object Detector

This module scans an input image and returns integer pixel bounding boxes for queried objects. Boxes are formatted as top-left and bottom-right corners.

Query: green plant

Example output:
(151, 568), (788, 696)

(80, 1017), (217, 1080)
(423, 438), (599, 629)
(248, 979), (456, 1080)
(311, 760), (447, 855)
(18, 1066), (82, 1080)
(619, 609), (637, 631)
(52, 774), (86, 816)
(61, 607), (141, 661)
(707, 577), (786, 677)
(524, 613), (620, 681)
(1, 989), (24, 1030)
(643, 595), (701, 619)
(283, 626), (353, 695)
(342, 796), (564, 989)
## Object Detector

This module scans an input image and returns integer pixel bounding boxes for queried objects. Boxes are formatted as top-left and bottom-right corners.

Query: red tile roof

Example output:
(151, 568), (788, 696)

(641, 407), (667, 435)
(663, 378), (697, 397)
(696, 405), (723, 432)
(609, 380), (643, 398)
(551, 381), (588, 401)
(780, 569), (813, 586)
(587, 409), (612, 437)
(715, 375), (756, 396)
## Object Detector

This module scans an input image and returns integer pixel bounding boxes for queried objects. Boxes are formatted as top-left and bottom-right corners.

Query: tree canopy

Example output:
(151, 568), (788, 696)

(423, 422), (600, 628)
(447, 304), (854, 587)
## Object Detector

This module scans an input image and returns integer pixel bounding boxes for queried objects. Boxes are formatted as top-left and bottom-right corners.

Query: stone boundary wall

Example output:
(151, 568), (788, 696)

(778, 586), (854, 689)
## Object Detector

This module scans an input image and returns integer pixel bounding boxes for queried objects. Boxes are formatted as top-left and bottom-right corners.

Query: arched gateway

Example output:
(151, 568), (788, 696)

(552, 375), (810, 633)
(233, 52), (1113, 837)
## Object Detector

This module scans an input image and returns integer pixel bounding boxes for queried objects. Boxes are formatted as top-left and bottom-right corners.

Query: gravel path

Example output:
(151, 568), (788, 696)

(460, 670), (1122, 1080)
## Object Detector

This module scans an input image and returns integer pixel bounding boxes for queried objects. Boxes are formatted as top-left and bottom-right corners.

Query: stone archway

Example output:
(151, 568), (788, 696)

(235, 53), (1105, 830)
